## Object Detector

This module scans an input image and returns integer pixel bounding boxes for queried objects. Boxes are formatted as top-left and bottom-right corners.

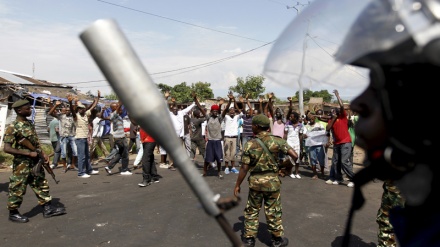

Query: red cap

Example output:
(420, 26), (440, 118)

(211, 104), (219, 111)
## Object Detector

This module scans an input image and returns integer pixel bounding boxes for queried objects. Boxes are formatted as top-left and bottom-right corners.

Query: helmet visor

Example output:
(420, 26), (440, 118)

(263, 0), (434, 100)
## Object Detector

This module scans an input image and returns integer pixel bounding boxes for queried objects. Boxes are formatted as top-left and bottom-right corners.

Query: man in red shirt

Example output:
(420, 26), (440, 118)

(325, 90), (355, 188)
(137, 126), (160, 187)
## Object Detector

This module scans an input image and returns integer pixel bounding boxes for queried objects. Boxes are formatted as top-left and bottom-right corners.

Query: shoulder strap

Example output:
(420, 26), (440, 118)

(255, 137), (278, 166)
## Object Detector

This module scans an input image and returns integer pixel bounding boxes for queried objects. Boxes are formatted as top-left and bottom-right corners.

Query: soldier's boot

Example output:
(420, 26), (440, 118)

(42, 202), (66, 218)
(8, 209), (29, 223)
(270, 236), (289, 247)
(243, 237), (255, 247)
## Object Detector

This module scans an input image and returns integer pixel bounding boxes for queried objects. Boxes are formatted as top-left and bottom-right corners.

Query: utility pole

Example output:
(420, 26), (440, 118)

(287, 1), (311, 116)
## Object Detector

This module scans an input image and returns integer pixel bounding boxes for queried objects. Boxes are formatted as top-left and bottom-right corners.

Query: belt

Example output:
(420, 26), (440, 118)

(114, 137), (126, 140)
(225, 136), (237, 138)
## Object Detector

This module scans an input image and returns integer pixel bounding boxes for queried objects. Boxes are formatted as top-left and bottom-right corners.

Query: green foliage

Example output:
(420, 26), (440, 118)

(104, 92), (119, 100)
(294, 89), (333, 102)
(0, 144), (53, 167)
(156, 83), (173, 93)
(228, 75), (266, 99)
(171, 82), (193, 103)
(191, 82), (214, 101)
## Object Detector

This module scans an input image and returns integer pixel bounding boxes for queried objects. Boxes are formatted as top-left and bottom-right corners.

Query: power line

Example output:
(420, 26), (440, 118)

(97, 0), (268, 43)
(66, 40), (275, 85)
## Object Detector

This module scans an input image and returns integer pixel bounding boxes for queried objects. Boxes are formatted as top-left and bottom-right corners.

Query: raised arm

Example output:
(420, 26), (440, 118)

(221, 94), (234, 118)
(67, 94), (77, 121)
(48, 100), (62, 117)
(286, 97), (293, 118)
(333, 89), (344, 112)
(192, 92), (206, 117)
(86, 90), (101, 111)
(245, 94), (252, 114)
(266, 93), (274, 118)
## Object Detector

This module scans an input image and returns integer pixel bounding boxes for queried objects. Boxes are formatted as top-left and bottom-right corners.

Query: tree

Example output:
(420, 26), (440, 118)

(228, 75), (266, 99)
(104, 92), (118, 100)
(294, 89), (333, 102)
(171, 82), (192, 103)
(191, 82), (214, 101)
(156, 83), (173, 94)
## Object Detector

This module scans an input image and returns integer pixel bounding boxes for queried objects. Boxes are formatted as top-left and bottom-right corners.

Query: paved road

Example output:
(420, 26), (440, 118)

(0, 150), (381, 247)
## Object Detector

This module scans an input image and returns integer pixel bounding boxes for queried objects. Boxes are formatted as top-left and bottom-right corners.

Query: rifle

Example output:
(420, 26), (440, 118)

(18, 138), (59, 184)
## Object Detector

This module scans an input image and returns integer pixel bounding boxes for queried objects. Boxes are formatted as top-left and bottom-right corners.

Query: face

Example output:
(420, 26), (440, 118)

(110, 103), (118, 111)
(211, 110), (219, 117)
(228, 108), (235, 117)
(252, 109), (259, 116)
(78, 107), (86, 114)
(172, 106), (178, 115)
(350, 85), (388, 151)
(246, 109), (252, 117)
(275, 109), (282, 117)
(16, 104), (32, 117)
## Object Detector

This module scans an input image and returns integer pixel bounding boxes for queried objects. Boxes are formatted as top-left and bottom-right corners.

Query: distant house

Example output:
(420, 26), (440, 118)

(0, 70), (98, 144)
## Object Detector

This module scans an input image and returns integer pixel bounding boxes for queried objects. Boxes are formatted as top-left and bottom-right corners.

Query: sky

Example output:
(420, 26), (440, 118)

(0, 0), (368, 101)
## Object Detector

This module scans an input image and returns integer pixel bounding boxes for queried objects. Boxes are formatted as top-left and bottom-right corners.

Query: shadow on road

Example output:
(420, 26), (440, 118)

(331, 234), (376, 247)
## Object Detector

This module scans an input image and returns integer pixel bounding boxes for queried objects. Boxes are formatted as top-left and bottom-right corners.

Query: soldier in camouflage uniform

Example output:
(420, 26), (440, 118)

(234, 114), (298, 247)
(3, 99), (66, 223)
(376, 180), (405, 247)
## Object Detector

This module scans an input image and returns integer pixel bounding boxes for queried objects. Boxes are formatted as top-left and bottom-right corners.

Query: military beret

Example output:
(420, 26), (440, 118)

(252, 114), (270, 127)
(11, 99), (30, 108)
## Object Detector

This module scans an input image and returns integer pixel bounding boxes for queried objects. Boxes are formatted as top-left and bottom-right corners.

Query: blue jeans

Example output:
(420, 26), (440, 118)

(308, 145), (325, 168)
(75, 138), (93, 176)
(51, 140), (61, 166)
(328, 142), (354, 181)
(61, 136), (77, 158)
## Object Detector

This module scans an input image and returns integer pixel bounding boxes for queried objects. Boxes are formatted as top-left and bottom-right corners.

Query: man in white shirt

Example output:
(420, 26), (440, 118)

(221, 95), (243, 174)
(167, 100), (195, 170)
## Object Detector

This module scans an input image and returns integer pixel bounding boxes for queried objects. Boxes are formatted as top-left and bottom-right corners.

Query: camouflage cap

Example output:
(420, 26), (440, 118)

(252, 114), (270, 127)
(11, 99), (30, 108)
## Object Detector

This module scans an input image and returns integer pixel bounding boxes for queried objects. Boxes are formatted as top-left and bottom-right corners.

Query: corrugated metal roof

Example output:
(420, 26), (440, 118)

(0, 71), (33, 85)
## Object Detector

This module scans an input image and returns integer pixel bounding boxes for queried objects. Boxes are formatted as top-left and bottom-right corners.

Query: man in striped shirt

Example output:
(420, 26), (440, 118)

(103, 100), (131, 175)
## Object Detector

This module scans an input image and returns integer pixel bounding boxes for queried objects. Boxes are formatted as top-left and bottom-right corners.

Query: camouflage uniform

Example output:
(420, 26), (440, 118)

(241, 131), (292, 239)
(376, 180), (405, 247)
(4, 119), (52, 210)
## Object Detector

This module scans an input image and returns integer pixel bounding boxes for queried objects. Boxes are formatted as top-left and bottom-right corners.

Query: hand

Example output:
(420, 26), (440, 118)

(29, 151), (38, 158)
(234, 186), (240, 197)
(219, 98), (225, 105)
(268, 92), (273, 99)
(245, 93), (249, 100)
(259, 96), (263, 103)
(287, 97), (292, 102)
(191, 91), (197, 98)
(164, 91), (170, 98)
(228, 94), (234, 101)
(171, 97), (176, 102)
(97, 90), (101, 98)
(67, 94), (74, 102)
(45, 97), (51, 103)
(333, 89), (339, 96)
(55, 100), (61, 106)
(238, 96), (244, 102)
(43, 153), (49, 163)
